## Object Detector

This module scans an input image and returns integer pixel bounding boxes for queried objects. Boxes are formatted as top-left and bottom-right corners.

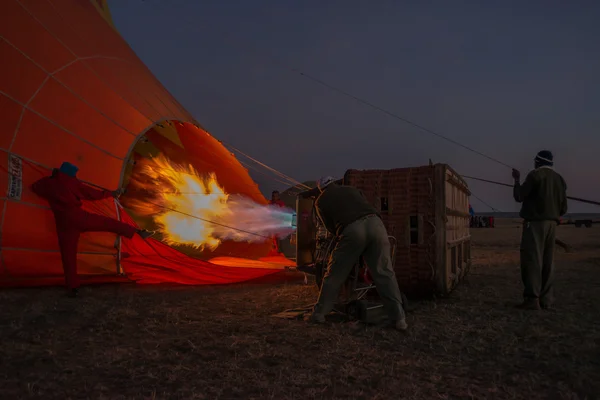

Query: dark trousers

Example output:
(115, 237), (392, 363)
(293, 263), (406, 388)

(520, 220), (557, 306)
(313, 215), (405, 321)
(55, 209), (138, 290)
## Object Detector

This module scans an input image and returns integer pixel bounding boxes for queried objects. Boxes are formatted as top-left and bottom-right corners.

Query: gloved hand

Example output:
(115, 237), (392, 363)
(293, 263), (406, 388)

(112, 188), (126, 198)
(511, 169), (520, 181)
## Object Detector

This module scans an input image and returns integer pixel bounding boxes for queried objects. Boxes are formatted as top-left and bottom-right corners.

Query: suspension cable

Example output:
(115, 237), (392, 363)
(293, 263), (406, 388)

(462, 175), (600, 207)
(57, 180), (278, 240)
(140, 200), (273, 240)
(469, 192), (502, 212)
(225, 144), (312, 190)
(144, 14), (517, 171)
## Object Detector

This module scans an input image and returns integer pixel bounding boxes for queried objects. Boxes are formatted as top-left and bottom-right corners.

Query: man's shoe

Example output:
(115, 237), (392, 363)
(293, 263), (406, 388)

(540, 303), (553, 310)
(393, 319), (408, 331)
(67, 288), (79, 298)
(515, 298), (541, 310)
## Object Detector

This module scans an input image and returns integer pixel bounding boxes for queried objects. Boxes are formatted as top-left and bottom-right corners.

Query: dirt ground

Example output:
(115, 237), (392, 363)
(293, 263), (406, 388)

(1, 220), (599, 399)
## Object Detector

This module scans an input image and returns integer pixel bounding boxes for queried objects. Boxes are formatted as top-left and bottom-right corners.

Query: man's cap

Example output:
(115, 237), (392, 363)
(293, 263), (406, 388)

(59, 162), (79, 177)
(535, 150), (554, 165)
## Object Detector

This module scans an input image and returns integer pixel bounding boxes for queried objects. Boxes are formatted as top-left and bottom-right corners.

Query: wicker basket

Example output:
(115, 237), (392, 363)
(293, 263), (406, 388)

(343, 164), (471, 297)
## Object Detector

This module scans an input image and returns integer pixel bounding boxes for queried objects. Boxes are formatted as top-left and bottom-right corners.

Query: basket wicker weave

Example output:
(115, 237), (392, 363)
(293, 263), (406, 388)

(343, 164), (471, 297)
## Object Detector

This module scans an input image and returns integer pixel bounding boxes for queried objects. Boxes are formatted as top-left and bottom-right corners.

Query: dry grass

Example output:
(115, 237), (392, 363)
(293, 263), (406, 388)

(1, 220), (599, 399)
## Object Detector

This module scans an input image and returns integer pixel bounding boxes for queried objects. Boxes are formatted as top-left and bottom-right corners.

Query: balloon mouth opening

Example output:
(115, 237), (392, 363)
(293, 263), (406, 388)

(118, 120), (295, 265)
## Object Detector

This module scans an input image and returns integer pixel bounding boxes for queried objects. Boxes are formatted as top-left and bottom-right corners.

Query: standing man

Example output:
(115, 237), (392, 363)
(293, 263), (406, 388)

(512, 150), (567, 310)
(300, 176), (408, 331)
(31, 162), (155, 297)
(268, 190), (286, 254)
(269, 190), (285, 208)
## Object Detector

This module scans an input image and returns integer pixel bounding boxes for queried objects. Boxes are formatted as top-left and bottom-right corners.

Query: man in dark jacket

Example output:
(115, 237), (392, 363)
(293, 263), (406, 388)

(31, 162), (154, 297)
(512, 150), (567, 310)
(300, 176), (407, 331)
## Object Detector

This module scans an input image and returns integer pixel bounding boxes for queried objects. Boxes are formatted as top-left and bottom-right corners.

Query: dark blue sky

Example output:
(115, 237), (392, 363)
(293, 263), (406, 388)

(110, 0), (600, 213)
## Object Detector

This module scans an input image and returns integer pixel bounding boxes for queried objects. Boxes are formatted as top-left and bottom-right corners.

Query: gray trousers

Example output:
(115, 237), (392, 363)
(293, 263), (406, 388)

(520, 220), (557, 305)
(313, 215), (406, 321)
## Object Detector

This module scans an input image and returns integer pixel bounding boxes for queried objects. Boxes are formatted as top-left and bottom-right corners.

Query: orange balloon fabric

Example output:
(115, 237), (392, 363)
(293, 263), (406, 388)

(0, 0), (292, 287)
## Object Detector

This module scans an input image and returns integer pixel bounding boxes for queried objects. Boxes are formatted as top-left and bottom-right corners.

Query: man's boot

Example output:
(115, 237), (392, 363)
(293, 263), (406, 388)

(515, 298), (541, 310)
(393, 319), (408, 331)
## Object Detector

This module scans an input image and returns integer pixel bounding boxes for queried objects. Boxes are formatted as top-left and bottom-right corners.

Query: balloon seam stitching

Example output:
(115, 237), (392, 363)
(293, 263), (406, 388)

(0, 90), (125, 161)
(0, 36), (142, 141)
(19, 0), (174, 126)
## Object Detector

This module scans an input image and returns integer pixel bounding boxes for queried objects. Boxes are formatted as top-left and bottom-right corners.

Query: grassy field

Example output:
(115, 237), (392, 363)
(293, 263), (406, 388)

(0, 220), (599, 399)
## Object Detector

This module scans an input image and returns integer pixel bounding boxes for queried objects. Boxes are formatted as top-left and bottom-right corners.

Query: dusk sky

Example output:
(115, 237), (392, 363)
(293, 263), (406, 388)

(109, 1), (600, 213)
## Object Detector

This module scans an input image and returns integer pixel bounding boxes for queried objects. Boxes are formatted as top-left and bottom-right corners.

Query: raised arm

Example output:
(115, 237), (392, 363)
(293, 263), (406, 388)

(513, 172), (536, 203)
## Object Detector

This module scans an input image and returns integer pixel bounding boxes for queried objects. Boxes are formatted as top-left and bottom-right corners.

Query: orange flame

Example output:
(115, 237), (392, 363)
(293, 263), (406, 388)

(127, 155), (229, 251)
(125, 155), (295, 253)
